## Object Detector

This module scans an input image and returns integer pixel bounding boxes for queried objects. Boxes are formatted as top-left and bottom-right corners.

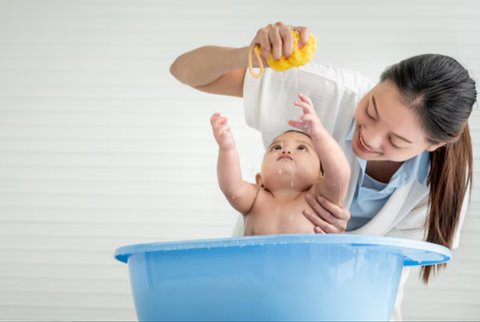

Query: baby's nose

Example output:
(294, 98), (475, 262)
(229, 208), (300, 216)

(282, 150), (291, 154)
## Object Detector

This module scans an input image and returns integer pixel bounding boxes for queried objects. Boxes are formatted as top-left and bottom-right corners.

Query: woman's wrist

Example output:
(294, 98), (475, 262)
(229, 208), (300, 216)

(233, 46), (250, 68)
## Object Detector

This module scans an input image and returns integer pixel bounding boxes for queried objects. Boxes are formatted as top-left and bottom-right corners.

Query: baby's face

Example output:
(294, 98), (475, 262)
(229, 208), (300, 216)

(261, 131), (322, 191)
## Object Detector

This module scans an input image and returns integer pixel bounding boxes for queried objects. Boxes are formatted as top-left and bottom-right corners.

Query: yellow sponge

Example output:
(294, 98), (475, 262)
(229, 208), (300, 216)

(265, 31), (317, 71)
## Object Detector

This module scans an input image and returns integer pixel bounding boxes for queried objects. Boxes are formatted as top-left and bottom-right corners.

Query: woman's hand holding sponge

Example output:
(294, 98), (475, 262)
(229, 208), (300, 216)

(248, 22), (317, 78)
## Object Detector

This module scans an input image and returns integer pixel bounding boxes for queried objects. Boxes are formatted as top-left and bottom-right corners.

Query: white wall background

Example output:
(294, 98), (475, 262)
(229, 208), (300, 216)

(0, 0), (479, 320)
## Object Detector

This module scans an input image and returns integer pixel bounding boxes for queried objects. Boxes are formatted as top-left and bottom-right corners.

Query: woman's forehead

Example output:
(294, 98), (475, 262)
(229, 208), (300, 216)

(371, 82), (428, 143)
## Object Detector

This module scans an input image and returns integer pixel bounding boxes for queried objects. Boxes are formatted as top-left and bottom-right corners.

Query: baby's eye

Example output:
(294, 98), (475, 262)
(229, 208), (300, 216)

(297, 144), (307, 151)
(271, 144), (282, 151)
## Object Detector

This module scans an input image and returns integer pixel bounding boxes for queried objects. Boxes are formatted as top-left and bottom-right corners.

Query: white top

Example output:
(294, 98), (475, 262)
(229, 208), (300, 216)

(237, 63), (470, 321)
(241, 63), (468, 247)
(345, 122), (431, 231)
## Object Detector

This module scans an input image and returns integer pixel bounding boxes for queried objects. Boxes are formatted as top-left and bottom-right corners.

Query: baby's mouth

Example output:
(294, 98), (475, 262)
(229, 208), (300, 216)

(277, 155), (294, 161)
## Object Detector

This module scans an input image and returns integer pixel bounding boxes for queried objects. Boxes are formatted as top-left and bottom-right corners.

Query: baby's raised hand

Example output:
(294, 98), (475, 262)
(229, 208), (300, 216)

(210, 113), (235, 150)
(288, 93), (323, 137)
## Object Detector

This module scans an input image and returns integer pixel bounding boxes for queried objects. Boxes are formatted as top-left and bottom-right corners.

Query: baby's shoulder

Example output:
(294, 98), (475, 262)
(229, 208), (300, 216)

(247, 188), (280, 214)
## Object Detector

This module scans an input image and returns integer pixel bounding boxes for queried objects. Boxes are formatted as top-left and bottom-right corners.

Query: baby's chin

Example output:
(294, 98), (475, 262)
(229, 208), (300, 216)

(270, 163), (318, 176)
(262, 165), (296, 180)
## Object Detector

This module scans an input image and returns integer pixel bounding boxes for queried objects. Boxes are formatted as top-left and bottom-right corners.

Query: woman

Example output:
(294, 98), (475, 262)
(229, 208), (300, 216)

(170, 22), (476, 319)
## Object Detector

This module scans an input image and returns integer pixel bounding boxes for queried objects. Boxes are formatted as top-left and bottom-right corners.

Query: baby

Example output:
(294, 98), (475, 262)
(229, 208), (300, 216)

(210, 93), (351, 235)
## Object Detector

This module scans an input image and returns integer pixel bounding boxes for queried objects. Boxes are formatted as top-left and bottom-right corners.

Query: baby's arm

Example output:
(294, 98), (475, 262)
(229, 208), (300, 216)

(288, 94), (351, 205)
(210, 113), (259, 215)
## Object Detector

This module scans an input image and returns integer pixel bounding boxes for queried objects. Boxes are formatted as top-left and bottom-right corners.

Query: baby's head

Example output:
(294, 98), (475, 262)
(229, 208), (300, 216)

(258, 130), (323, 191)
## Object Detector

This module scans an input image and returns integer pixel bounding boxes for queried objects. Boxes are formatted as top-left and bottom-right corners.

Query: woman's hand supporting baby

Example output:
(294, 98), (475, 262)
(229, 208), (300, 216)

(304, 195), (351, 233)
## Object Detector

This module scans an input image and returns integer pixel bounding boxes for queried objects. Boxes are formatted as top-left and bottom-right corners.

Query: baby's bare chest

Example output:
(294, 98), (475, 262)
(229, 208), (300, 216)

(244, 193), (315, 236)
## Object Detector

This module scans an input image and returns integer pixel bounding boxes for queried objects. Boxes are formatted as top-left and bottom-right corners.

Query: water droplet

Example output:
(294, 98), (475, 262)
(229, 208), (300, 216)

(293, 68), (298, 90)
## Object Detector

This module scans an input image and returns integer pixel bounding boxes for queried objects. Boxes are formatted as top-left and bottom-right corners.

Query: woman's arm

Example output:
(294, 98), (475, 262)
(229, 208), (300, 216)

(170, 46), (248, 97)
(170, 22), (310, 97)
(211, 113), (258, 214)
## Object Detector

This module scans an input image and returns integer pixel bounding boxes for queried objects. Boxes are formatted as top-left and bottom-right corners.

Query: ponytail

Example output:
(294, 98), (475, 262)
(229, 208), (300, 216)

(380, 54), (476, 283)
(421, 124), (473, 283)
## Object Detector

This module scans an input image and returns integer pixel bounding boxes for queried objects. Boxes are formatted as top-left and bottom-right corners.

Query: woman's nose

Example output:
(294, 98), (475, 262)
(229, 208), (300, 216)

(362, 129), (382, 150)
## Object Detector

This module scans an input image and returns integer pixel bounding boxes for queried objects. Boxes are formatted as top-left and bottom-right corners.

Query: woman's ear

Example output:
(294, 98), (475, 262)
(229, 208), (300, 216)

(426, 142), (446, 152)
(255, 173), (264, 188)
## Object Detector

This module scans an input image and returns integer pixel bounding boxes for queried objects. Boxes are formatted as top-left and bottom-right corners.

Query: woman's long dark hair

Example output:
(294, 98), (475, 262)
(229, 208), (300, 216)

(381, 54), (476, 283)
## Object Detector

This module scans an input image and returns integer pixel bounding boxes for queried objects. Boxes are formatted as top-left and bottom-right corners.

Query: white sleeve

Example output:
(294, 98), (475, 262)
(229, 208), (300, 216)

(243, 68), (263, 131)
(385, 195), (429, 242)
(231, 215), (244, 237)
(386, 186), (470, 248)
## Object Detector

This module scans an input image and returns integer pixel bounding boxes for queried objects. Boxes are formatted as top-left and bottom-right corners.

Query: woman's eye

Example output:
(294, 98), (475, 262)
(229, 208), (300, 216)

(390, 139), (401, 149)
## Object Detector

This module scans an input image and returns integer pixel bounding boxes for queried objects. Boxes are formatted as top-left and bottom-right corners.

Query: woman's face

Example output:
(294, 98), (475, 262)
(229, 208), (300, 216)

(353, 80), (441, 162)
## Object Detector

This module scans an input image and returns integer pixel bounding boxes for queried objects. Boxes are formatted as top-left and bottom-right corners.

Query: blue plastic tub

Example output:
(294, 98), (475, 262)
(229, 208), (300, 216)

(115, 234), (450, 321)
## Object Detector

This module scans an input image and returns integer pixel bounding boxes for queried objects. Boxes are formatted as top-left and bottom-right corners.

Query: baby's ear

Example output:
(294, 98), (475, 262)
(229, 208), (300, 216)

(255, 173), (264, 188)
